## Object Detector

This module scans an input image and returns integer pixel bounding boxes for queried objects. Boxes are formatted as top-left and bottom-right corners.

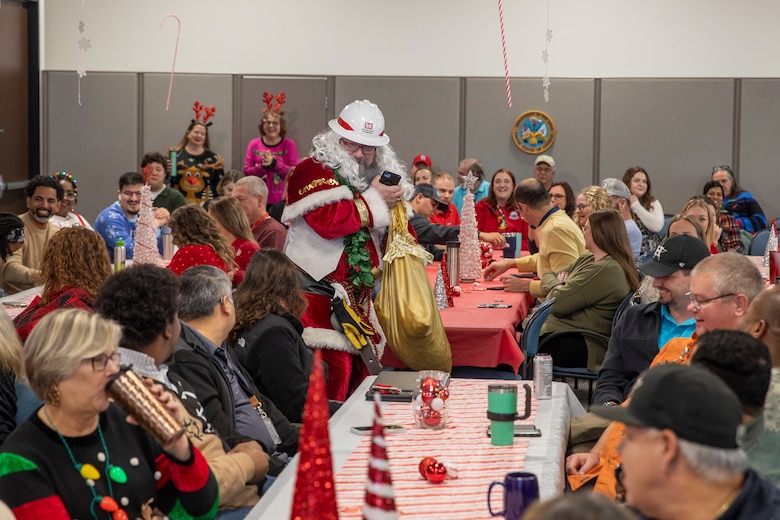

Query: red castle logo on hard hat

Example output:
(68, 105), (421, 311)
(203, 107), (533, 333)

(364, 122), (374, 131)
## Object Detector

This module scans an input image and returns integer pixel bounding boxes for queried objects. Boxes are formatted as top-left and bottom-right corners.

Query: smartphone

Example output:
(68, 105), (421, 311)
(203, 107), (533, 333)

(486, 287), (504, 291)
(478, 303), (512, 308)
(379, 170), (401, 186)
(486, 424), (542, 437)
(512, 273), (535, 278)
(351, 425), (407, 436)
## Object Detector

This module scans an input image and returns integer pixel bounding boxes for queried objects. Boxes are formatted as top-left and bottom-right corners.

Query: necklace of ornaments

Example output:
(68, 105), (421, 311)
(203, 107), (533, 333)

(43, 407), (131, 520)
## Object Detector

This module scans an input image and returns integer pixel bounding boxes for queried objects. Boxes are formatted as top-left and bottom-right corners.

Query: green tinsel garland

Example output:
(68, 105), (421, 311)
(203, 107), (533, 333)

(334, 171), (374, 288)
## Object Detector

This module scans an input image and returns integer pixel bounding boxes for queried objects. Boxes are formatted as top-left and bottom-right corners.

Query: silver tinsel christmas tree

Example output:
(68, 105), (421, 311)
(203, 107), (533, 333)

(434, 265), (449, 310)
(458, 171), (482, 280)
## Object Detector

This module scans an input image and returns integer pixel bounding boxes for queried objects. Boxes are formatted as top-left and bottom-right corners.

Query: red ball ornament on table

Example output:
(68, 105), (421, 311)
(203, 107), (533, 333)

(423, 409), (441, 427)
(419, 456), (438, 478)
(425, 461), (448, 484)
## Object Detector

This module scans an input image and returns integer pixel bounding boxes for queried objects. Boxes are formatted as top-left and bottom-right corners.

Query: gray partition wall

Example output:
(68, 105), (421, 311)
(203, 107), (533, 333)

(740, 80), (780, 221)
(142, 73), (234, 172)
(44, 71), (140, 223)
(465, 78), (596, 189)
(600, 79), (735, 217)
(42, 73), (780, 225)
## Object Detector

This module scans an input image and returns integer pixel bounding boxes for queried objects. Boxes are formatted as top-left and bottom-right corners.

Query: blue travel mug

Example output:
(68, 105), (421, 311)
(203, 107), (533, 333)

(488, 471), (540, 520)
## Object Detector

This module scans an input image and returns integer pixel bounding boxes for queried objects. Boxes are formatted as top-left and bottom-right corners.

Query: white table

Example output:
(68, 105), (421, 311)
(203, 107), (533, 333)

(1, 285), (42, 320)
(247, 378), (584, 519)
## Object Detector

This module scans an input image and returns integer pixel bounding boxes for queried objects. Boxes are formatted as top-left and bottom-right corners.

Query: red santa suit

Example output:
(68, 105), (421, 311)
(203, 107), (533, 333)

(283, 157), (391, 401)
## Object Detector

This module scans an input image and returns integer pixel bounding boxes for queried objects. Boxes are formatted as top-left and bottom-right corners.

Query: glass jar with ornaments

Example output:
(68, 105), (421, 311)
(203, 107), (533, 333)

(412, 370), (450, 430)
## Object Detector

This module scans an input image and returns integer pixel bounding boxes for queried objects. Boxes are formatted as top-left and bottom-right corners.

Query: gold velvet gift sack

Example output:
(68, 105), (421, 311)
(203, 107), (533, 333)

(375, 203), (452, 371)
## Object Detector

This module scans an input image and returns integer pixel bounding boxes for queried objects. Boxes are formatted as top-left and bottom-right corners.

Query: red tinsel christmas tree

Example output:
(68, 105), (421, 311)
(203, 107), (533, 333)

(290, 349), (338, 520)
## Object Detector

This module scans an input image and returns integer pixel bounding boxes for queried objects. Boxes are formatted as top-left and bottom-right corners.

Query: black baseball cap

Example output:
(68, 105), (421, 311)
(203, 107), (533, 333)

(593, 364), (743, 449)
(639, 234), (710, 277)
(413, 183), (448, 212)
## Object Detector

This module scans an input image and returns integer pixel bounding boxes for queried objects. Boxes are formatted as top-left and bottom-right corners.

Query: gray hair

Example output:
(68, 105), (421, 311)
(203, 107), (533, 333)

(678, 437), (748, 483)
(178, 265), (233, 321)
(235, 175), (268, 198)
(692, 253), (764, 303)
(24, 309), (121, 398)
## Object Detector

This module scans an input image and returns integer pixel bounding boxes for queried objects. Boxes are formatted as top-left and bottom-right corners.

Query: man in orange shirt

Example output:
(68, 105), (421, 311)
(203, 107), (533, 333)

(566, 252), (764, 497)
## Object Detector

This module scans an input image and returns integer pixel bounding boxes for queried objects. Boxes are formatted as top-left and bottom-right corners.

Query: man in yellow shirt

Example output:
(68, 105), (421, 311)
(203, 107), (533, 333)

(484, 178), (585, 297)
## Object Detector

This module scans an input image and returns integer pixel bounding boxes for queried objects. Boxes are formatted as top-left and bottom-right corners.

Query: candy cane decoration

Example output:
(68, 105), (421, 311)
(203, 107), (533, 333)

(160, 14), (181, 111)
(498, 0), (512, 107)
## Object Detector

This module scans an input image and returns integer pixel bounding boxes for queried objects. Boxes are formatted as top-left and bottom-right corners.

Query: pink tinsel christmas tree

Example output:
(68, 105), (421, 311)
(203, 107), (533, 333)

(133, 166), (163, 265)
(458, 171), (482, 280)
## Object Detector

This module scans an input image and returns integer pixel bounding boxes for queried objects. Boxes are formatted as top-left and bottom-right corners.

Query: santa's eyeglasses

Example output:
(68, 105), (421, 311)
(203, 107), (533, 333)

(339, 139), (376, 154)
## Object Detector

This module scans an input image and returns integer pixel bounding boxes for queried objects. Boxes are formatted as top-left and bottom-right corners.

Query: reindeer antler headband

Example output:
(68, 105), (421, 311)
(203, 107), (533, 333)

(192, 100), (216, 126)
(262, 92), (286, 116)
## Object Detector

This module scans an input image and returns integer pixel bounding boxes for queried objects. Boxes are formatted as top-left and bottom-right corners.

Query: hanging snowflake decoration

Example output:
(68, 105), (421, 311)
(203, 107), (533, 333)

(78, 37), (92, 51)
(541, 0), (553, 102)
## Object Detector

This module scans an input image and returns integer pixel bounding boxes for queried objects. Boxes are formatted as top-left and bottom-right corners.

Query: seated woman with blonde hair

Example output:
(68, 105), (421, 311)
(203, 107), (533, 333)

(574, 185), (611, 231)
(537, 209), (639, 370)
(0, 309), (219, 519)
(167, 204), (234, 277)
(14, 227), (112, 342)
(208, 196), (259, 285)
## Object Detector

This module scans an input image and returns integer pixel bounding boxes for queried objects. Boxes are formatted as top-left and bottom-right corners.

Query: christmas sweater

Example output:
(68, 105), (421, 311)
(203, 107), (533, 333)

(243, 137), (300, 205)
(171, 149), (225, 205)
(0, 403), (219, 520)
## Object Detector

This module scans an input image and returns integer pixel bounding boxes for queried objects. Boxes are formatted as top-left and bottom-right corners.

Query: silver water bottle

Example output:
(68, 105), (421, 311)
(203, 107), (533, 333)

(161, 226), (174, 261)
(446, 240), (460, 286)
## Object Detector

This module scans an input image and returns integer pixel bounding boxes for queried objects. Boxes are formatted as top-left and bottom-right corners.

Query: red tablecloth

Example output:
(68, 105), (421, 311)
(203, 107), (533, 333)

(380, 261), (533, 373)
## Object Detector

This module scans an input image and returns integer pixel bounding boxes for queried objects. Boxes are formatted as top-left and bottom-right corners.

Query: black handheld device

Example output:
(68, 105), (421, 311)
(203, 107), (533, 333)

(379, 171), (402, 186)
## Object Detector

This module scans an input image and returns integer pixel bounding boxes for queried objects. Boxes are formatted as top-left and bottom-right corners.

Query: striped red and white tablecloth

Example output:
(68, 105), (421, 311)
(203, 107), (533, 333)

(334, 379), (539, 519)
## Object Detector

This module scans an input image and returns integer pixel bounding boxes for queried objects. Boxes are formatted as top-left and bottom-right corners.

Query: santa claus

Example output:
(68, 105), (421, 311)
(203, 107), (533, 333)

(282, 100), (413, 401)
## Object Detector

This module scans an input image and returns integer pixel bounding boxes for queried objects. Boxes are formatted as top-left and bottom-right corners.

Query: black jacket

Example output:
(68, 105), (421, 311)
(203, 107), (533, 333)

(168, 322), (299, 476)
(232, 312), (313, 424)
(593, 302), (662, 405)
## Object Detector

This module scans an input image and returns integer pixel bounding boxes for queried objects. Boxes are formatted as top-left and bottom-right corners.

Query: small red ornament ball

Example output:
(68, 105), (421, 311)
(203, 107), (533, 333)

(424, 409), (442, 426)
(425, 462), (448, 484)
(439, 388), (449, 401)
(419, 457), (438, 478)
(421, 377), (439, 390)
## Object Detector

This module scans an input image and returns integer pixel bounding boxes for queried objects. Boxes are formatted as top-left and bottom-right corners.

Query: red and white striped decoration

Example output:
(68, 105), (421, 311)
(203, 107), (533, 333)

(363, 393), (398, 520)
(160, 14), (181, 111)
(497, 0), (513, 108)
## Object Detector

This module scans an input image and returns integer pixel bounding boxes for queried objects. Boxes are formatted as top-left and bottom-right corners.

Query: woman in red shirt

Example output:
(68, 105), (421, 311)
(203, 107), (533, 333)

(14, 227), (112, 342)
(475, 168), (529, 250)
(208, 197), (260, 284)
(167, 205), (234, 277)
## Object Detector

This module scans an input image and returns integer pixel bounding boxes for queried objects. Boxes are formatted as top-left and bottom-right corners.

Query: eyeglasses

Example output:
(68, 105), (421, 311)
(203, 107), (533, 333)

(63, 191), (77, 199)
(550, 193), (566, 200)
(339, 139), (376, 154)
(575, 204), (590, 211)
(712, 165), (733, 174)
(121, 191), (142, 198)
(90, 352), (121, 371)
(685, 291), (736, 311)
(263, 120), (280, 126)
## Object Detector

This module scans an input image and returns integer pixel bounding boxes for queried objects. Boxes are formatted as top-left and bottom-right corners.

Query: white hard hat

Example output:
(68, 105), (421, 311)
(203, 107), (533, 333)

(328, 99), (390, 146)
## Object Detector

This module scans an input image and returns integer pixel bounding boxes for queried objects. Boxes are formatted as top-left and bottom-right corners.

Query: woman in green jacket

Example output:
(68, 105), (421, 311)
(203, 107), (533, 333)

(538, 209), (639, 371)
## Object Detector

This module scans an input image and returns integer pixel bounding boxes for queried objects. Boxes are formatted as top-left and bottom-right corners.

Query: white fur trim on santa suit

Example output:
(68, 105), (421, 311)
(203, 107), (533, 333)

(282, 184), (353, 223)
(361, 186), (391, 229)
(284, 220), (346, 281)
